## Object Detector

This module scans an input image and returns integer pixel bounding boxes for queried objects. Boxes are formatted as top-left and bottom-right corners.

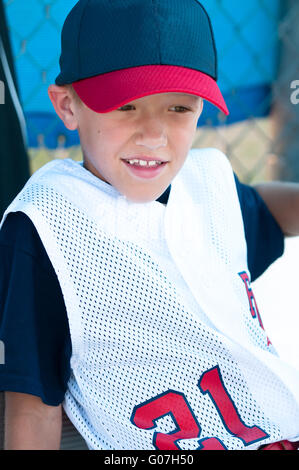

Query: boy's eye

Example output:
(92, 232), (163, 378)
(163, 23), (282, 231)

(118, 105), (134, 111)
(170, 106), (191, 113)
(117, 105), (191, 112)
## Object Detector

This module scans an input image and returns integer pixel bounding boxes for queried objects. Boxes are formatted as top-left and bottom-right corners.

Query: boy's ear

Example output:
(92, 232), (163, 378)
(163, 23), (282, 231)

(48, 84), (78, 131)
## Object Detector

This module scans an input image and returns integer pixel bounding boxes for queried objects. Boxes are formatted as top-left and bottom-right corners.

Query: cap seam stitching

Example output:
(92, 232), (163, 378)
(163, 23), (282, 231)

(151, 0), (161, 63)
(77, 0), (91, 79)
(196, 0), (218, 81)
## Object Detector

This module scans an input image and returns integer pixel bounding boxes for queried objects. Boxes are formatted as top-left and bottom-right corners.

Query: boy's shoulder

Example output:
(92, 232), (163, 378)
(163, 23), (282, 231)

(0, 211), (52, 272)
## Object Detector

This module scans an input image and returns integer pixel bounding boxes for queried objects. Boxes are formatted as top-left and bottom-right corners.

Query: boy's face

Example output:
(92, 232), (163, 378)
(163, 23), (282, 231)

(49, 87), (203, 203)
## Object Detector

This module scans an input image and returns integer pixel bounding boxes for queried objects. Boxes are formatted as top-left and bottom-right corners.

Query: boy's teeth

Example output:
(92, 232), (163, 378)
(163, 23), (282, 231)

(126, 159), (162, 167)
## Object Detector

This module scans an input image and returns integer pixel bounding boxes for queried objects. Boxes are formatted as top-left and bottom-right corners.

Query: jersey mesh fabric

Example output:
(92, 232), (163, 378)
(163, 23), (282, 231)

(1, 149), (299, 450)
(197, 158), (273, 352)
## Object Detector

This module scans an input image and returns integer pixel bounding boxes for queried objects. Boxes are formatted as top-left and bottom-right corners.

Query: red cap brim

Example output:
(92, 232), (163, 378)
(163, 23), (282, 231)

(72, 65), (229, 116)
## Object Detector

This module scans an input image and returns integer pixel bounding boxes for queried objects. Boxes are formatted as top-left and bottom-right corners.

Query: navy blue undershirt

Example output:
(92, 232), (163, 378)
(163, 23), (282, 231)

(0, 175), (284, 406)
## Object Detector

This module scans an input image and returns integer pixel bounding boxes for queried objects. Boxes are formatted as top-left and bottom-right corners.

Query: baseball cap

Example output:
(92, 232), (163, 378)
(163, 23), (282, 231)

(55, 0), (229, 116)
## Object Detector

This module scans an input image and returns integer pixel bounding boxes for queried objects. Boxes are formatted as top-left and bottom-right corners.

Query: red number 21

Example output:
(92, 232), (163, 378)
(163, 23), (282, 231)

(131, 366), (268, 450)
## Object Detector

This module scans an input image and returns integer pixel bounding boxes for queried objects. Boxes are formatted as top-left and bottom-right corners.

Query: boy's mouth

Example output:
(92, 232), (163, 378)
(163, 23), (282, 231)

(124, 159), (166, 167)
(122, 159), (168, 179)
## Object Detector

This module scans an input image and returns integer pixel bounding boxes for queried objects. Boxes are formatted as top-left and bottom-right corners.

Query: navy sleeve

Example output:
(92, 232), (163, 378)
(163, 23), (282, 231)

(234, 174), (284, 282)
(0, 212), (71, 406)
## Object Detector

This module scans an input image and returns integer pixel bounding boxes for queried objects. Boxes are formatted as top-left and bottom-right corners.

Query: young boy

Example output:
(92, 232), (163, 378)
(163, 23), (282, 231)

(1, 0), (299, 451)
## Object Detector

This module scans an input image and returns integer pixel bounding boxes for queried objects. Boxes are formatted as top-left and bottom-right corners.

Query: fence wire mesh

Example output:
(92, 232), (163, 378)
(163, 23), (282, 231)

(3, 0), (299, 184)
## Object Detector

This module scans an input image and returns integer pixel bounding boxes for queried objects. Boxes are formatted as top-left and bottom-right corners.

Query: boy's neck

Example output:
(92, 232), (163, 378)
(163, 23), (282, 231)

(82, 158), (170, 204)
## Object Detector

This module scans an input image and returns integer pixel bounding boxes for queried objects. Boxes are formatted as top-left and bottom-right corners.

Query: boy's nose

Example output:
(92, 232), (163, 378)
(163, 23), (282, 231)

(135, 119), (167, 150)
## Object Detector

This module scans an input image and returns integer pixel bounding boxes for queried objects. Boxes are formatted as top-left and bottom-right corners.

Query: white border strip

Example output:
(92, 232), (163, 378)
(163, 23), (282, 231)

(0, 33), (28, 147)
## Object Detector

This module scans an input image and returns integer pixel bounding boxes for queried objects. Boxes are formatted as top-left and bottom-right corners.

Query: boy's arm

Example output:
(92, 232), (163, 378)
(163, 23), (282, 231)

(4, 391), (62, 450)
(254, 182), (299, 237)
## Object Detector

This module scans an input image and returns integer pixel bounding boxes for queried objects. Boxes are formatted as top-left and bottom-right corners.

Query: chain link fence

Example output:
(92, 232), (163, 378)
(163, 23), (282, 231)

(3, 0), (299, 184)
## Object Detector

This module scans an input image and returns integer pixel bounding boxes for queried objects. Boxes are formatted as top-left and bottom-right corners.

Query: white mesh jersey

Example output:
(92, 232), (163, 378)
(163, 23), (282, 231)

(1, 148), (299, 450)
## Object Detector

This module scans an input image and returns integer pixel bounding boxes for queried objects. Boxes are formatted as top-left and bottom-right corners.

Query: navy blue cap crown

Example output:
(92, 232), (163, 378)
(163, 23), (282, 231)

(55, 0), (218, 85)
